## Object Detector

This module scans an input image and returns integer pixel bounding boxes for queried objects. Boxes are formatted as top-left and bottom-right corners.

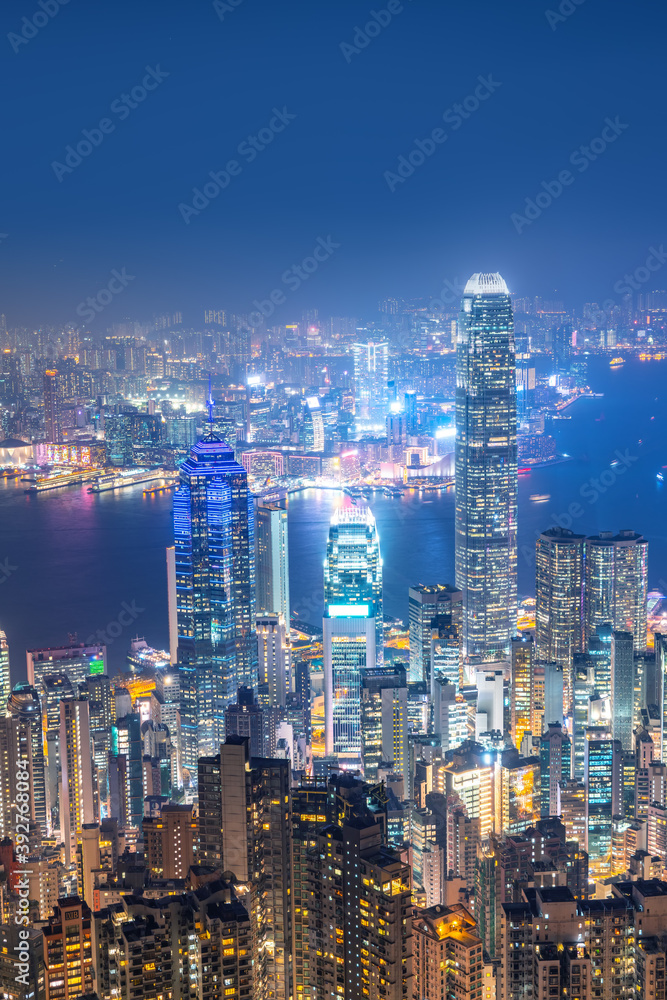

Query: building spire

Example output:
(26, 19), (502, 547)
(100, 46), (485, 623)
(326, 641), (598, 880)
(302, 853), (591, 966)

(202, 373), (221, 442)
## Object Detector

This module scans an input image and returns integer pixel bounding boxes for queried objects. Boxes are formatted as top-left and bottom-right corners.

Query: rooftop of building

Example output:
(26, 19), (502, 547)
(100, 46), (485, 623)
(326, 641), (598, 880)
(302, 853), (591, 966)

(464, 272), (509, 296)
(614, 878), (667, 903)
(536, 886), (577, 903)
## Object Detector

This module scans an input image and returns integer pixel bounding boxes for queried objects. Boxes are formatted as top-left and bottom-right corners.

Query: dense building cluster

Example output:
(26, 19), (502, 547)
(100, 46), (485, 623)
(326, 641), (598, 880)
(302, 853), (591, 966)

(1, 274), (667, 999)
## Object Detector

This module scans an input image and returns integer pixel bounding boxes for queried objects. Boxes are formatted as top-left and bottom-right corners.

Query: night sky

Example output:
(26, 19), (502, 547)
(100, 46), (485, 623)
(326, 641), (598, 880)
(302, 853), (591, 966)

(1, 0), (665, 326)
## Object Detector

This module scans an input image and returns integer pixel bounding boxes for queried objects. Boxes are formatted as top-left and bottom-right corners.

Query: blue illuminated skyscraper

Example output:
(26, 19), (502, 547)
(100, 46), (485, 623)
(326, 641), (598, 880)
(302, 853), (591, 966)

(173, 417), (256, 771)
(455, 272), (517, 664)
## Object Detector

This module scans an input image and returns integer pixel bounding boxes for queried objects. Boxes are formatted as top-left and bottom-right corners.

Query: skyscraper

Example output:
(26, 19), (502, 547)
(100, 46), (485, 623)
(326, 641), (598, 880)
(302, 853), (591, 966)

(535, 526), (585, 668)
(324, 505), (383, 655)
(539, 722), (572, 816)
(408, 584), (461, 686)
(43, 369), (61, 443)
(173, 424), (256, 770)
(585, 531), (648, 650)
(455, 273), (517, 664)
(611, 630), (635, 751)
(256, 612), (289, 707)
(60, 698), (95, 863)
(511, 634), (534, 750)
(255, 495), (290, 626)
(351, 340), (389, 426)
(8, 685), (47, 838)
(585, 737), (622, 872)
(323, 505), (383, 763)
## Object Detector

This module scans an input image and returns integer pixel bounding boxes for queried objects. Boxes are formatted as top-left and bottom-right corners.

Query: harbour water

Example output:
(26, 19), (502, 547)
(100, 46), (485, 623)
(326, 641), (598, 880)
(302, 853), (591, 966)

(0, 355), (665, 677)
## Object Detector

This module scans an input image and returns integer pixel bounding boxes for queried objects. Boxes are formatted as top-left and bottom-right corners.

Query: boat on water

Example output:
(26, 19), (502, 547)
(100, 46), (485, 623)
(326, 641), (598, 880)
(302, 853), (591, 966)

(610, 357), (625, 368)
(529, 494), (551, 503)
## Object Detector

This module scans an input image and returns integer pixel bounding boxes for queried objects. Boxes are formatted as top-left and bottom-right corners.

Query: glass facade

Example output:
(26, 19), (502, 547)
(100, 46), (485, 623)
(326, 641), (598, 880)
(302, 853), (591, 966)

(455, 273), (517, 663)
(323, 505), (383, 661)
(585, 530), (648, 650)
(351, 340), (389, 427)
(585, 737), (621, 870)
(323, 505), (382, 761)
(535, 527), (585, 668)
(174, 433), (256, 770)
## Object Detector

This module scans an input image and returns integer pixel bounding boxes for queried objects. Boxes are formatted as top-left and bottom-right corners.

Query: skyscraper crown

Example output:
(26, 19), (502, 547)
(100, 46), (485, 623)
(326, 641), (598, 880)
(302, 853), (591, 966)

(464, 272), (509, 295)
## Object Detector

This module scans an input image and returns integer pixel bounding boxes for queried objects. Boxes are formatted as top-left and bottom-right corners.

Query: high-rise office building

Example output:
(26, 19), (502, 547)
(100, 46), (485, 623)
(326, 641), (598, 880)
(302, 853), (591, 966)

(43, 369), (61, 443)
(256, 612), (289, 707)
(174, 428), (256, 770)
(408, 584), (461, 686)
(351, 340), (389, 426)
(26, 641), (106, 694)
(323, 505), (383, 657)
(539, 722), (572, 816)
(60, 699), (95, 863)
(585, 738), (622, 872)
(255, 495), (290, 626)
(303, 395), (325, 451)
(511, 634), (534, 750)
(104, 412), (134, 466)
(585, 531), (648, 650)
(535, 527), (585, 667)
(611, 630), (635, 751)
(361, 664), (408, 781)
(225, 686), (265, 757)
(110, 712), (142, 831)
(323, 505), (383, 762)
(455, 273), (517, 663)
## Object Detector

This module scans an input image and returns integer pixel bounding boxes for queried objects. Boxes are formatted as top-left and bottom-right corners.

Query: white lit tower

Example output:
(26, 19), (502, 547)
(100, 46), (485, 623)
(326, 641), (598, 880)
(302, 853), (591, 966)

(455, 273), (517, 667)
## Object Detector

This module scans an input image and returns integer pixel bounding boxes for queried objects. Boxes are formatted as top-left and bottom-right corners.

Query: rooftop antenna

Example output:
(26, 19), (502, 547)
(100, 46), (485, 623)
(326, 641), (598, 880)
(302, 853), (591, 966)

(207, 372), (215, 432)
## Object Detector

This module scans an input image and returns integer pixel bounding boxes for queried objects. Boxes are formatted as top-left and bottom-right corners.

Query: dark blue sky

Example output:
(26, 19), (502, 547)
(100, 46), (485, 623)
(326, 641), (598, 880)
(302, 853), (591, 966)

(1, 0), (665, 326)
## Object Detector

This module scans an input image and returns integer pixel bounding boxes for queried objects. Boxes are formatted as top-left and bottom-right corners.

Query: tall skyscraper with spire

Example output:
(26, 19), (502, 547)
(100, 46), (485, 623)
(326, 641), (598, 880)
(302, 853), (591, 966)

(323, 505), (383, 764)
(455, 273), (517, 664)
(173, 388), (256, 772)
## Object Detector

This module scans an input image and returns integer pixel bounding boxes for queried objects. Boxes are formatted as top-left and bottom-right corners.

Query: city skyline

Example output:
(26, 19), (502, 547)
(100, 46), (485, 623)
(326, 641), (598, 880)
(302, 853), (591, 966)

(3, 2), (667, 994)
